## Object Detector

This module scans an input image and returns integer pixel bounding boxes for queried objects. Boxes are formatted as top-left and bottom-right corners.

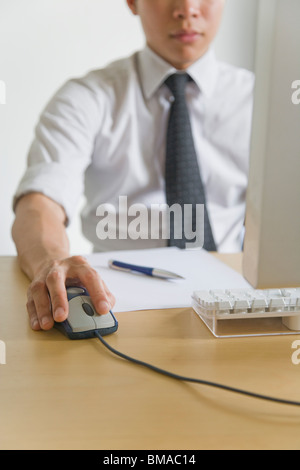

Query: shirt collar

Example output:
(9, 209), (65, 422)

(137, 45), (219, 100)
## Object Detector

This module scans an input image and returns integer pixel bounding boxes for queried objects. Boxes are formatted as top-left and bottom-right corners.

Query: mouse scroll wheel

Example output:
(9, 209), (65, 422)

(82, 302), (95, 317)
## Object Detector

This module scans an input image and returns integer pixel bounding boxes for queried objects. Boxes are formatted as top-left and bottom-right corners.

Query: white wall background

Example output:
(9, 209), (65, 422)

(0, 0), (258, 256)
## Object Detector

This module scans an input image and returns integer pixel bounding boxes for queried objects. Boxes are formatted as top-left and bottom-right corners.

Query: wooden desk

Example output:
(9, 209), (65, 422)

(1, 254), (300, 450)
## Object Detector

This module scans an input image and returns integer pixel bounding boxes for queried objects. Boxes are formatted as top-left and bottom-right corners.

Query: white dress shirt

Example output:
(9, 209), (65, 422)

(14, 46), (254, 253)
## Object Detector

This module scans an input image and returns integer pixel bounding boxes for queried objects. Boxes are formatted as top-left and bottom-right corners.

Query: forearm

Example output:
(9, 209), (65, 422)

(12, 193), (70, 280)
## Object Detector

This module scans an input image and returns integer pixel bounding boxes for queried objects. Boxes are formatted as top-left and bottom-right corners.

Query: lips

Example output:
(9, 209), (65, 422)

(171, 29), (203, 43)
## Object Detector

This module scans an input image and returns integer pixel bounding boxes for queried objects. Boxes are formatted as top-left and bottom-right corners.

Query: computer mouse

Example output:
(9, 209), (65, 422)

(54, 286), (118, 340)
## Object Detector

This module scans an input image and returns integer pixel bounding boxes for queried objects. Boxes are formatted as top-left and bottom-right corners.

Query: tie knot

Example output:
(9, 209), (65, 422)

(165, 73), (190, 98)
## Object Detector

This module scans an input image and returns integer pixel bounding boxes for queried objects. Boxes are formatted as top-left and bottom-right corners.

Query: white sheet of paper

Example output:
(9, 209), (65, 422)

(86, 247), (251, 313)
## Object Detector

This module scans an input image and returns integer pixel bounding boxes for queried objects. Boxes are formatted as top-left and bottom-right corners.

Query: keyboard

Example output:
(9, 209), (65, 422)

(192, 288), (300, 334)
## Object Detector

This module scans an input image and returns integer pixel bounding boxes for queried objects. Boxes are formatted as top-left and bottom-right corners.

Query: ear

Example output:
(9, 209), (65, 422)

(126, 0), (138, 15)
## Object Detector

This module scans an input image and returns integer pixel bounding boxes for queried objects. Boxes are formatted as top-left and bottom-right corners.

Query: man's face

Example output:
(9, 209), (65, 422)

(127, 0), (225, 70)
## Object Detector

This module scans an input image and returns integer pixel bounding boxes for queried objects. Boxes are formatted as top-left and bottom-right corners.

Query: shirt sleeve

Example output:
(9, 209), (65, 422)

(13, 76), (102, 224)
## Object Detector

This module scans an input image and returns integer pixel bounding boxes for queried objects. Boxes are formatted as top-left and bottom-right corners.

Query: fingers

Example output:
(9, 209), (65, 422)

(45, 263), (69, 323)
(27, 261), (69, 331)
(27, 280), (52, 330)
(27, 256), (116, 331)
(65, 256), (116, 315)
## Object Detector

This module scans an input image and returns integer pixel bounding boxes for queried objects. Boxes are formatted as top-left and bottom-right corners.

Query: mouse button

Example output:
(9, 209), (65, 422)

(66, 286), (87, 301)
(68, 296), (95, 333)
(67, 287), (86, 295)
(93, 311), (116, 329)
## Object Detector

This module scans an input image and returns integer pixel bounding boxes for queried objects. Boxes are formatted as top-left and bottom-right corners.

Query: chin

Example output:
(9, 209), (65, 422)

(168, 44), (208, 69)
(170, 52), (204, 70)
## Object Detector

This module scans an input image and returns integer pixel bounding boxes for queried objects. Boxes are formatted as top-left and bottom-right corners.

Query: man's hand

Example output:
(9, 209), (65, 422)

(26, 256), (116, 331)
(12, 193), (115, 331)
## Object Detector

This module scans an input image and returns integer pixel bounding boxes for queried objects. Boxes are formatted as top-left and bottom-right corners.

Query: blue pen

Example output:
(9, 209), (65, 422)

(108, 259), (184, 280)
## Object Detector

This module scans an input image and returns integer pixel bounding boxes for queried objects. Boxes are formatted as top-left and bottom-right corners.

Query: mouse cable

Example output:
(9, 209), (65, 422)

(94, 331), (300, 408)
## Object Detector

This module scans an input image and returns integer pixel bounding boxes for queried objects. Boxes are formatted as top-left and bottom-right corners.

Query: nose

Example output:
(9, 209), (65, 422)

(173, 0), (201, 20)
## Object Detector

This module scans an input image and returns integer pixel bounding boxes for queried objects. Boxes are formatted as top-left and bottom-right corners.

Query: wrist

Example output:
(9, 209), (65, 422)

(17, 245), (69, 280)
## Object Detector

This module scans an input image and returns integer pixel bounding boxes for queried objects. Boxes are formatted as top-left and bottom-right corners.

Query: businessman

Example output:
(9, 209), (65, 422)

(12, 0), (254, 331)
